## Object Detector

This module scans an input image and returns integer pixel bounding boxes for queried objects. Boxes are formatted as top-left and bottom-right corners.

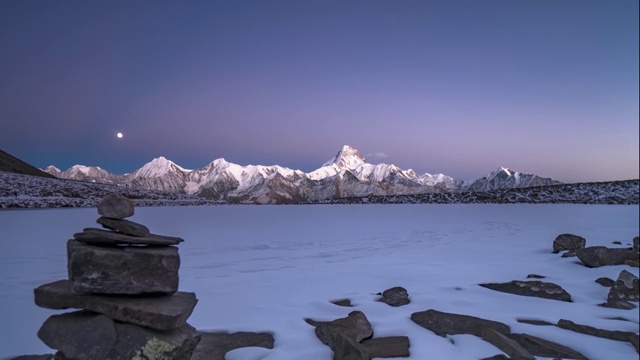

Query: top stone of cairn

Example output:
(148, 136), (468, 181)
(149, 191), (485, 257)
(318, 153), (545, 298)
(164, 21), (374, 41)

(97, 192), (134, 219)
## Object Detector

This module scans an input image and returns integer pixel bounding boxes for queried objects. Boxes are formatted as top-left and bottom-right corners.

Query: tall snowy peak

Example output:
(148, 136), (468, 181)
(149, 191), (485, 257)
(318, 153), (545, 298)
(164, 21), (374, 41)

(53, 165), (122, 184)
(308, 145), (367, 181)
(42, 165), (61, 176)
(129, 156), (190, 179)
(322, 145), (366, 169)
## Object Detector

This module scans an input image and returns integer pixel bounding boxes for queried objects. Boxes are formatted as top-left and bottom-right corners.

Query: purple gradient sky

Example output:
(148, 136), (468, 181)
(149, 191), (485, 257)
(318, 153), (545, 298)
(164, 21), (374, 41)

(1, 0), (638, 182)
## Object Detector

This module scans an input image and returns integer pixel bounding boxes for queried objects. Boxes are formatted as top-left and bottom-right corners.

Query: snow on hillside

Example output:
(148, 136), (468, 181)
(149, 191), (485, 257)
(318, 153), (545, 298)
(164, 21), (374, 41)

(315, 180), (640, 205)
(42, 145), (466, 202)
(0, 171), (221, 208)
(1, 171), (638, 208)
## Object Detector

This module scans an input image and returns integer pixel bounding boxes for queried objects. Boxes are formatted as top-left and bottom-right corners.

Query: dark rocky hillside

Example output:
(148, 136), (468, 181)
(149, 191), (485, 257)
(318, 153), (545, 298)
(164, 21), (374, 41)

(0, 150), (56, 178)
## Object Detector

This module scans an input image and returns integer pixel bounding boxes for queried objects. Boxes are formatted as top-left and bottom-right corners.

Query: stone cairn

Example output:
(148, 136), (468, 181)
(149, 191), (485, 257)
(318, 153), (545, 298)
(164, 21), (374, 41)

(32, 192), (200, 360)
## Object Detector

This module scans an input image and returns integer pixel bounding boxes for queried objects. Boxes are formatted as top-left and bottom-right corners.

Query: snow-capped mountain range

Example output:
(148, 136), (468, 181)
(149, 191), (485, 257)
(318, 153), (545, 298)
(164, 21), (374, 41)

(42, 145), (560, 204)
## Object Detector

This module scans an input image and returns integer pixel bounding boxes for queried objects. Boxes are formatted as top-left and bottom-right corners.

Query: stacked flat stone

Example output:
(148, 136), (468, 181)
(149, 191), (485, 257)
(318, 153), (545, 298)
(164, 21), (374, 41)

(32, 192), (200, 360)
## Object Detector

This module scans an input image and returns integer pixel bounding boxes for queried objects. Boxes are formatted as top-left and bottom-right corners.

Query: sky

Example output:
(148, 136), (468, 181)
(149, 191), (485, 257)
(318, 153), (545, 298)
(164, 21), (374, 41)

(0, 0), (638, 182)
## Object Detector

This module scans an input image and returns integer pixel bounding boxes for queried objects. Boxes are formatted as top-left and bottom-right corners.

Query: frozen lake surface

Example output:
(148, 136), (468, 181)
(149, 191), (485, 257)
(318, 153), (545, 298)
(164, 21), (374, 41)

(0, 204), (638, 359)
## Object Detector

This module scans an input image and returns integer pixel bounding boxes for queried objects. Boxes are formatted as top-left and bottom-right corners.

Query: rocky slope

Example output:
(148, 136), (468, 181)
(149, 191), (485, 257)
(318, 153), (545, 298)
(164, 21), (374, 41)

(0, 171), (221, 208)
(1, 171), (637, 208)
(312, 180), (640, 205)
(0, 150), (56, 179)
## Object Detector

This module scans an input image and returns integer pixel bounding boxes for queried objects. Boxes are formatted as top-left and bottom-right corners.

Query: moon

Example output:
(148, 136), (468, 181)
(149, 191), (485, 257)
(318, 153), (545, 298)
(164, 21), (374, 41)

(116, 132), (123, 139)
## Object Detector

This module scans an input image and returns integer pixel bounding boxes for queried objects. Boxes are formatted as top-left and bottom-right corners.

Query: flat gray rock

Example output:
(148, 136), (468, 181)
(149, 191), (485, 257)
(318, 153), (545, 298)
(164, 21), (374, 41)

(596, 277), (615, 287)
(526, 274), (545, 279)
(482, 328), (534, 360)
(410, 309), (510, 338)
(330, 298), (354, 307)
(577, 246), (637, 267)
(97, 192), (134, 219)
(481, 355), (510, 360)
(599, 300), (637, 310)
(516, 318), (555, 326)
(74, 228), (183, 246)
(97, 217), (151, 237)
(479, 280), (572, 302)
(34, 280), (196, 331)
(37, 311), (200, 360)
(361, 336), (410, 358)
(557, 319), (637, 342)
(190, 331), (274, 360)
(508, 333), (588, 360)
(67, 240), (179, 295)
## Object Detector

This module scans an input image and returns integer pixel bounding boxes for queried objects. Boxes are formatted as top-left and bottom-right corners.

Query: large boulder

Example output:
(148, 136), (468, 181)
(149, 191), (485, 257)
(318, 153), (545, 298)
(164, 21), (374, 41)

(377, 286), (410, 307)
(607, 270), (639, 303)
(576, 246), (637, 268)
(37, 311), (200, 360)
(34, 280), (196, 331)
(307, 311), (374, 360)
(599, 270), (638, 309)
(553, 234), (586, 253)
(313, 311), (374, 348)
(410, 309), (510, 338)
(633, 236), (639, 252)
(97, 192), (134, 219)
(478, 280), (572, 302)
(67, 240), (179, 295)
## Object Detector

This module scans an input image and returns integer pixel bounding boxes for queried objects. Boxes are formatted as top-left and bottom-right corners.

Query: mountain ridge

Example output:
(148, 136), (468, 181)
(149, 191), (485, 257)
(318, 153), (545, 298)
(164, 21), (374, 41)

(41, 145), (561, 204)
(0, 150), (56, 179)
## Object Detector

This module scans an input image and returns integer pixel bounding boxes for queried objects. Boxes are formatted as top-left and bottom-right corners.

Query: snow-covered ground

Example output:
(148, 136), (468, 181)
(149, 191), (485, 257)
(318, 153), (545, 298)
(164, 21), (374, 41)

(0, 204), (638, 359)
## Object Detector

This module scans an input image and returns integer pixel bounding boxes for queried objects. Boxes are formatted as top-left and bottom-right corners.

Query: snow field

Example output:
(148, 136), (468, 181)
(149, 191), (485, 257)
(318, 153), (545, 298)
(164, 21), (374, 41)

(0, 204), (638, 359)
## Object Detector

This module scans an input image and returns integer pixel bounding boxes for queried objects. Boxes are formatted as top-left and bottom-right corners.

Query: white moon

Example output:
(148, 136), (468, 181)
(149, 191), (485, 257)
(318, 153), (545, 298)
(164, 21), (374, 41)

(116, 132), (123, 139)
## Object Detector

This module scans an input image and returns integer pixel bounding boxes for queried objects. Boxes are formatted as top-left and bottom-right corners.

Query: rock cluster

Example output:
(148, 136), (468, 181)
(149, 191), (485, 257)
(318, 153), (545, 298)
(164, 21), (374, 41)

(554, 232), (640, 310)
(305, 286), (412, 359)
(32, 192), (201, 360)
(306, 311), (410, 360)
(411, 309), (588, 360)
